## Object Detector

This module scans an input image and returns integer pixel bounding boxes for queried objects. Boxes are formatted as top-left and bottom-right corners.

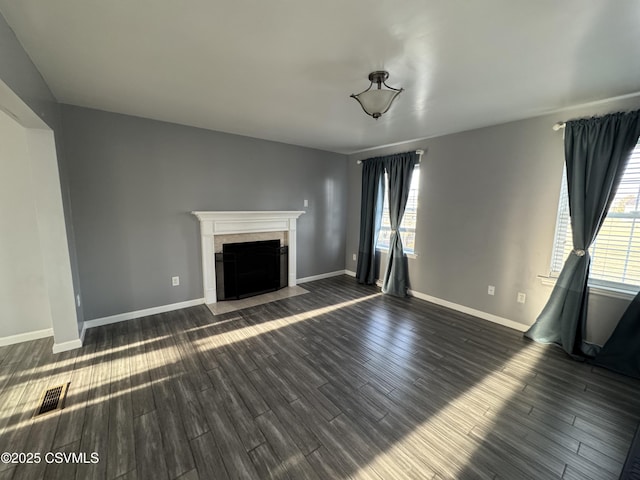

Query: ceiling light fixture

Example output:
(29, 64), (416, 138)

(350, 71), (404, 119)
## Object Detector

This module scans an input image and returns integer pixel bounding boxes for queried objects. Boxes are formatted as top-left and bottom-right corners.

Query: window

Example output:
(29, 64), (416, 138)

(376, 165), (420, 254)
(551, 140), (640, 288)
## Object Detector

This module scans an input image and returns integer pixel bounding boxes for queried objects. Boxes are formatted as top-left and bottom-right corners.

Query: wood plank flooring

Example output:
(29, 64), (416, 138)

(0, 275), (639, 479)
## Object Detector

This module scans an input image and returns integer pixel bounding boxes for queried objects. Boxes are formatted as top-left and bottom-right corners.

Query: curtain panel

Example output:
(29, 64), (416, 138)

(593, 294), (640, 378)
(381, 152), (419, 296)
(355, 151), (419, 295)
(525, 110), (640, 358)
(355, 158), (385, 284)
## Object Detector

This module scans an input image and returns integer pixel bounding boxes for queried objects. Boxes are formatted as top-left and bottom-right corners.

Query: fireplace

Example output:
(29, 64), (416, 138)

(191, 211), (305, 304)
(215, 240), (288, 300)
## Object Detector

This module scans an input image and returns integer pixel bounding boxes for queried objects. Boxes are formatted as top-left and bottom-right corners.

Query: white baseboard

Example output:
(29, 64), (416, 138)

(297, 270), (348, 283)
(85, 298), (205, 329)
(408, 289), (529, 332)
(341, 272), (529, 332)
(0, 326), (84, 353)
(52, 337), (83, 353)
(0, 327), (53, 347)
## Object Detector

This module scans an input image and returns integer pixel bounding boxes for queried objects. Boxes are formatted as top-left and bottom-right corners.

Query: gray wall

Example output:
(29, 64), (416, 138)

(0, 13), (84, 330)
(60, 105), (348, 320)
(346, 96), (640, 345)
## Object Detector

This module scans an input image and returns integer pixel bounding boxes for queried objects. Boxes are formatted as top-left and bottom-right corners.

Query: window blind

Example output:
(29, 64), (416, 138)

(551, 140), (640, 287)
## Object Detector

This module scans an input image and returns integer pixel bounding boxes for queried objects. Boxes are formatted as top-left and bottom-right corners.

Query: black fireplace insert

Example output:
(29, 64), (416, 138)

(215, 240), (288, 300)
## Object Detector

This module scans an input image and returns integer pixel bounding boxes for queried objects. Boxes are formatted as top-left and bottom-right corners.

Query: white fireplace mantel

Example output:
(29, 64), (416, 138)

(191, 211), (305, 304)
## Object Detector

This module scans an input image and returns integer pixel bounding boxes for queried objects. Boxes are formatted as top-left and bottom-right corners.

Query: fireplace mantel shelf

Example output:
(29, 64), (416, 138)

(192, 211), (305, 219)
(192, 211), (305, 235)
(191, 210), (305, 303)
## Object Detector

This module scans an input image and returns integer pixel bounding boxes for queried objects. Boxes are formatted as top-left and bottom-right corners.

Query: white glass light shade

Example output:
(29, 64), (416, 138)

(351, 72), (404, 119)
(353, 89), (401, 118)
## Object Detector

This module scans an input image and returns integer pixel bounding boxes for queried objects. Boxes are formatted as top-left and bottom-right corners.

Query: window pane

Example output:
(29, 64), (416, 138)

(377, 166), (420, 254)
(550, 166), (572, 273)
(550, 140), (640, 287)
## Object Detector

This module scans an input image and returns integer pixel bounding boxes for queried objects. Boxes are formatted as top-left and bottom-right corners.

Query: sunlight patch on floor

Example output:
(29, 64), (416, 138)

(189, 293), (382, 350)
(361, 342), (544, 478)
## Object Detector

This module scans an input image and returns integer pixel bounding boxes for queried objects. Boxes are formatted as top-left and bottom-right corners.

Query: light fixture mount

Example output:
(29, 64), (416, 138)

(350, 70), (404, 119)
(368, 70), (389, 84)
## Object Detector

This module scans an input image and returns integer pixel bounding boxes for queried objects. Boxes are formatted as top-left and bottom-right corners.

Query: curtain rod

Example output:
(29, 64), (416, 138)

(357, 149), (424, 165)
(553, 122), (566, 131)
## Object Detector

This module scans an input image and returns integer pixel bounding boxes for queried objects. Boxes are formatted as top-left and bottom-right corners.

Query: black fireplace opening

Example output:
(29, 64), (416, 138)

(215, 240), (288, 300)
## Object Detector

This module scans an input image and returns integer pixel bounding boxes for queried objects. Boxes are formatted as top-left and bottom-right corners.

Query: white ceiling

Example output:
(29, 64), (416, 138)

(1, 1), (639, 154)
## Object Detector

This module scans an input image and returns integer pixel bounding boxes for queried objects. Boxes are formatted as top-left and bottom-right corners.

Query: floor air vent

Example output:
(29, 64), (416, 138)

(34, 383), (69, 417)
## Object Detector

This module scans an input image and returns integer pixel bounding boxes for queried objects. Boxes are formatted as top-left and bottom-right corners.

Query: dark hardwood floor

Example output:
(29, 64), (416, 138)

(0, 275), (638, 479)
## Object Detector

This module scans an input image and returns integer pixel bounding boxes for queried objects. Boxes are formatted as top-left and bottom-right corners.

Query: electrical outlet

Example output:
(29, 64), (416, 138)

(488, 285), (495, 296)
(76, 294), (81, 307)
(352, 253), (357, 261)
(517, 292), (526, 304)
(172, 276), (180, 286)
(304, 199), (309, 207)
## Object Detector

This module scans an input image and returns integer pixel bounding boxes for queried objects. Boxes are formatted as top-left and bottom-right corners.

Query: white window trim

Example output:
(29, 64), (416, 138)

(538, 275), (639, 301)
(538, 275), (640, 300)
(375, 248), (419, 259)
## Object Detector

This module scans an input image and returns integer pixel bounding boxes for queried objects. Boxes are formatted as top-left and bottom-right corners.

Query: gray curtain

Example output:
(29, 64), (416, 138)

(381, 152), (419, 296)
(355, 158), (385, 284)
(592, 294), (640, 378)
(525, 110), (640, 356)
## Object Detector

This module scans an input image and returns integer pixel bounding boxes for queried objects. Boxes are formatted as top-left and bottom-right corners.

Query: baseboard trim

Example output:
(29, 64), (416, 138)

(85, 298), (205, 330)
(408, 289), (529, 332)
(342, 272), (528, 332)
(52, 338), (83, 353)
(343, 273), (527, 332)
(0, 328), (53, 347)
(297, 270), (348, 283)
(52, 322), (87, 354)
